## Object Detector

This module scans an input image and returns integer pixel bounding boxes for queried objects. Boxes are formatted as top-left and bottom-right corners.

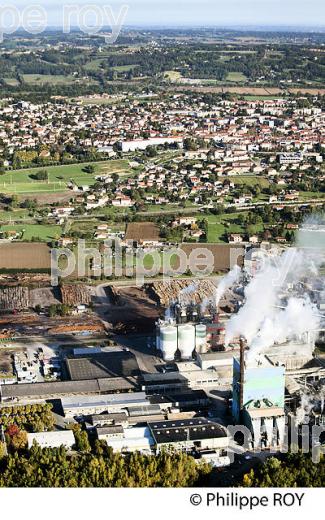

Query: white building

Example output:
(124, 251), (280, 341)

(27, 430), (75, 449)
(97, 426), (154, 454)
(118, 137), (183, 153)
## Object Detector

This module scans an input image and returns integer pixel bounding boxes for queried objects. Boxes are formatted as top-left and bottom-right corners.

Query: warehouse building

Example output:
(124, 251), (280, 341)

(90, 412), (129, 428)
(27, 430), (75, 450)
(65, 350), (141, 381)
(61, 392), (149, 417)
(0, 377), (139, 403)
(96, 425), (154, 454)
(148, 417), (230, 458)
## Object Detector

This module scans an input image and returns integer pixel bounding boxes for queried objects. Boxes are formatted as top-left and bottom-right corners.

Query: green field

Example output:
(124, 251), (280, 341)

(0, 224), (62, 241)
(111, 64), (138, 72)
(298, 191), (325, 201)
(3, 77), (19, 86)
(230, 175), (271, 188)
(164, 70), (182, 81)
(84, 59), (104, 71)
(0, 160), (135, 194)
(22, 74), (78, 85)
(243, 95), (284, 101)
(0, 209), (30, 221)
(205, 212), (263, 242)
(226, 72), (248, 82)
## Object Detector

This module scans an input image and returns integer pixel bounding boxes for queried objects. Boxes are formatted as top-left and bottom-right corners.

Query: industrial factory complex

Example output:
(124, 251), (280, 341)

(0, 237), (325, 466)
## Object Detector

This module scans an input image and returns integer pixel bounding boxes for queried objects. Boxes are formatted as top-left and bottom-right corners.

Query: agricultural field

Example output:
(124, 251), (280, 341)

(0, 242), (51, 269)
(0, 160), (136, 195)
(21, 74), (98, 86)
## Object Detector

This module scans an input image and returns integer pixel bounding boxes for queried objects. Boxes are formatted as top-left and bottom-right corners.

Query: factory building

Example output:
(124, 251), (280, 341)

(61, 392), (150, 417)
(94, 417), (230, 464)
(27, 430), (75, 450)
(91, 412), (129, 428)
(96, 426), (154, 454)
(232, 344), (286, 450)
(148, 417), (230, 462)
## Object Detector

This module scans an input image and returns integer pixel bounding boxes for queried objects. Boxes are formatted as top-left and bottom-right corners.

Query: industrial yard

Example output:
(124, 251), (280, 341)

(0, 234), (325, 480)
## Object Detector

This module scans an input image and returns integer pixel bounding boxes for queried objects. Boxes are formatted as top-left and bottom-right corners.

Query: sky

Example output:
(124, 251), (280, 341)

(7, 0), (325, 29)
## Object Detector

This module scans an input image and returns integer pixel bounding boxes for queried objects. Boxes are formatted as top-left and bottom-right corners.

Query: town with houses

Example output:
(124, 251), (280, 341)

(0, 93), (324, 247)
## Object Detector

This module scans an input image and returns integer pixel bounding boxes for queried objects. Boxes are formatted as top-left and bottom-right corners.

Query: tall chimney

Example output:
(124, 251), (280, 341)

(239, 336), (245, 411)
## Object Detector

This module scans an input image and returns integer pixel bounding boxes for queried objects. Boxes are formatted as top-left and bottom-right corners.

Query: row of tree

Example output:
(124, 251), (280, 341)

(0, 441), (211, 487)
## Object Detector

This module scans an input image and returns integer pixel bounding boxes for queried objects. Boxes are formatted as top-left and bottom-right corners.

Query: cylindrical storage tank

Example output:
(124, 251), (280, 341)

(178, 324), (195, 360)
(195, 324), (207, 352)
(160, 325), (178, 361)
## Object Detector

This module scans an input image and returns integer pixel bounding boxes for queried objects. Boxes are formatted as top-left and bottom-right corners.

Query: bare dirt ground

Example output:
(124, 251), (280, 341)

(0, 242), (51, 269)
(173, 85), (325, 96)
(20, 192), (72, 204)
(0, 347), (21, 378)
(95, 285), (161, 334)
(29, 287), (61, 307)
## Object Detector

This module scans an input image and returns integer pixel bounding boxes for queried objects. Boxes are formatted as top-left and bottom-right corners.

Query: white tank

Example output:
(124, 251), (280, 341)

(178, 324), (195, 360)
(195, 324), (207, 353)
(195, 324), (207, 348)
(160, 325), (177, 361)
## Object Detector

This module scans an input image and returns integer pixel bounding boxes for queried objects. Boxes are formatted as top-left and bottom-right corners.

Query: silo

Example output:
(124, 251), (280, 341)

(160, 325), (178, 361)
(195, 323), (207, 353)
(178, 324), (195, 360)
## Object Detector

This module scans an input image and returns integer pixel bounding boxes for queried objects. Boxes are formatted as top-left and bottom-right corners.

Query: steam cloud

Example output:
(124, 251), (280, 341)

(215, 264), (241, 307)
(225, 220), (324, 365)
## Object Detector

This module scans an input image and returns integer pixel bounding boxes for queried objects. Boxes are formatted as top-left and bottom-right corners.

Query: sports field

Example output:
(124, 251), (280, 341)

(0, 160), (134, 195)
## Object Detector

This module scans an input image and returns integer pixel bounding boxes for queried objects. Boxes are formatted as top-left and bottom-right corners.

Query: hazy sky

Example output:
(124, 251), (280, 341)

(9, 0), (325, 28)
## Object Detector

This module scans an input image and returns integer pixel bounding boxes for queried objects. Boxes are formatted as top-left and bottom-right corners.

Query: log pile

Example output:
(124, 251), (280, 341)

(60, 285), (91, 306)
(0, 287), (30, 310)
(147, 279), (217, 307)
(49, 323), (104, 335)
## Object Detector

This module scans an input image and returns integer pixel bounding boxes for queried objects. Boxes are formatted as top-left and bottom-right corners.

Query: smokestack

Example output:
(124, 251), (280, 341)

(239, 336), (246, 411)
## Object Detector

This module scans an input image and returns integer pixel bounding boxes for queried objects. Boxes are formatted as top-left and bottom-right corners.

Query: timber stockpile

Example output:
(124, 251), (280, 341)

(0, 273), (51, 287)
(0, 287), (30, 310)
(60, 284), (92, 306)
(48, 322), (105, 335)
(146, 279), (217, 307)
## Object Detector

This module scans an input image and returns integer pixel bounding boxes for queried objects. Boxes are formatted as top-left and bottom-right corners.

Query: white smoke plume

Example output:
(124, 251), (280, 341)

(225, 248), (304, 346)
(295, 393), (316, 425)
(200, 296), (213, 315)
(179, 282), (198, 305)
(245, 296), (320, 364)
(225, 221), (324, 365)
(215, 264), (241, 307)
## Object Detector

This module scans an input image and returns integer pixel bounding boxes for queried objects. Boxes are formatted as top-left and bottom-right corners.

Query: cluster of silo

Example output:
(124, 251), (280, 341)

(156, 321), (207, 361)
